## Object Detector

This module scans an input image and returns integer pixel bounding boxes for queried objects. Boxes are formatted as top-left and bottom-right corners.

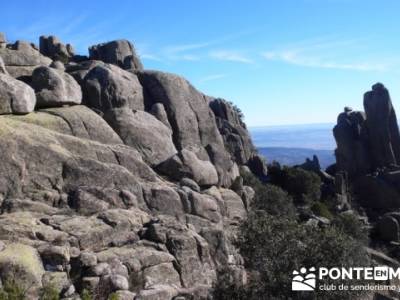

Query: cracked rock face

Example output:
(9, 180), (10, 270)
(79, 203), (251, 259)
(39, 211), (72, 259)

(0, 33), (253, 299)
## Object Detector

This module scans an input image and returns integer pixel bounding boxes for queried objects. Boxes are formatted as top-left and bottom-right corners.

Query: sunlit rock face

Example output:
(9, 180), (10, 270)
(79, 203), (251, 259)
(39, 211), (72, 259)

(0, 33), (259, 299)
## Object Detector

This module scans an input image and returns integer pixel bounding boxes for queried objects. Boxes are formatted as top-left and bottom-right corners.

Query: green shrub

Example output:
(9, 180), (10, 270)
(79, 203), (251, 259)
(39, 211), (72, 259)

(0, 278), (26, 300)
(108, 293), (119, 300)
(233, 211), (370, 299)
(241, 170), (296, 217)
(269, 166), (321, 205)
(39, 284), (59, 300)
(311, 201), (333, 220)
(332, 213), (369, 244)
(81, 289), (93, 300)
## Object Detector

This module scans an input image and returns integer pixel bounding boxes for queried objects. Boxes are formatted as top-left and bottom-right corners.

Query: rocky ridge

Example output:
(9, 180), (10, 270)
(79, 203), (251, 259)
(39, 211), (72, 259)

(333, 83), (400, 243)
(0, 33), (265, 299)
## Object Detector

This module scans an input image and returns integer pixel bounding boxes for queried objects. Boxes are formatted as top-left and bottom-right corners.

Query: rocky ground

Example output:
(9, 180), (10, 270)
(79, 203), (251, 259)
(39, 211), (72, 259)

(0, 33), (270, 299)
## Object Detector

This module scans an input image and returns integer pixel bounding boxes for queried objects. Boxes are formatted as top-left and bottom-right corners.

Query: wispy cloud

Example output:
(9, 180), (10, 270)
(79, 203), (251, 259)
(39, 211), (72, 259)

(198, 73), (228, 83)
(261, 38), (389, 71)
(210, 50), (253, 64)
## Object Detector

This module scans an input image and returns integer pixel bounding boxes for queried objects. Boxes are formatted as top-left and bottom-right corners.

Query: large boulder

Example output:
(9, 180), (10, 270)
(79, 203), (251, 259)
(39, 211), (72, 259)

(104, 108), (177, 166)
(0, 33), (5, 48)
(364, 83), (400, 169)
(0, 112), (156, 202)
(157, 148), (219, 187)
(333, 107), (370, 178)
(210, 98), (255, 164)
(14, 105), (123, 145)
(31, 66), (82, 108)
(89, 40), (143, 71)
(0, 56), (6, 74)
(83, 64), (144, 112)
(0, 243), (45, 298)
(0, 73), (36, 114)
(138, 71), (237, 186)
(334, 84), (400, 178)
(0, 40), (52, 79)
(39, 35), (74, 62)
(377, 214), (400, 242)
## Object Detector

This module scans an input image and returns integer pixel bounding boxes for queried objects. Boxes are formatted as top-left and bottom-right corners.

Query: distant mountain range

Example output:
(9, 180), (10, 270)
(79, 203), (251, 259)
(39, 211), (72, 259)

(257, 147), (335, 169)
(249, 123), (336, 169)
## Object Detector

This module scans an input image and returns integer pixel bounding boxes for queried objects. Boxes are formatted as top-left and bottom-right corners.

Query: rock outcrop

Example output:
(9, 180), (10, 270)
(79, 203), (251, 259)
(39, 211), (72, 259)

(89, 40), (143, 72)
(0, 37), (52, 79)
(31, 66), (82, 107)
(39, 35), (75, 62)
(0, 72), (36, 114)
(333, 83), (400, 216)
(0, 33), (253, 299)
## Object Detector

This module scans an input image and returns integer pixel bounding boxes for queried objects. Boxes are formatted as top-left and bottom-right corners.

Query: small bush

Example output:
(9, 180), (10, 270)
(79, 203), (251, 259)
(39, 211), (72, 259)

(332, 213), (369, 244)
(39, 283), (59, 300)
(311, 201), (333, 220)
(241, 170), (296, 217)
(81, 289), (93, 300)
(269, 166), (321, 205)
(232, 211), (370, 299)
(108, 293), (119, 300)
(0, 278), (26, 300)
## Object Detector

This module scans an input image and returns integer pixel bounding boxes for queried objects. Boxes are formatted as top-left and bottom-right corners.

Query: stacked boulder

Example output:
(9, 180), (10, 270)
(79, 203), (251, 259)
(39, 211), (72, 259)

(89, 40), (143, 72)
(0, 33), (255, 299)
(333, 83), (400, 240)
(0, 33), (52, 79)
(39, 35), (75, 62)
(334, 83), (400, 179)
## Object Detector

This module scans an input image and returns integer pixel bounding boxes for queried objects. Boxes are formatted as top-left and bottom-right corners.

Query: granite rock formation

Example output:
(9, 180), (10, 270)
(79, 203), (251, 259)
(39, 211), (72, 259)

(0, 33), (260, 299)
(333, 83), (400, 216)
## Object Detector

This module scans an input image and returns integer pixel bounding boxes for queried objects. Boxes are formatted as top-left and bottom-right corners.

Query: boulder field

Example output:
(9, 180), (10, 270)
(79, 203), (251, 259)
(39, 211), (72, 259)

(0, 33), (265, 299)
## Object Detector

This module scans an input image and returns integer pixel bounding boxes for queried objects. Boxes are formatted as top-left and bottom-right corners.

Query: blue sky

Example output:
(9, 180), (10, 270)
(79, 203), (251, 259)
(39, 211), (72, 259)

(2, 0), (400, 126)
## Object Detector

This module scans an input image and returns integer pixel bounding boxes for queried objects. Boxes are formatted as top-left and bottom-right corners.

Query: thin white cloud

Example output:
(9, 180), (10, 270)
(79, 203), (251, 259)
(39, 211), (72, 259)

(198, 74), (228, 83)
(261, 38), (389, 71)
(210, 50), (253, 64)
(164, 42), (210, 53)
(140, 53), (162, 61)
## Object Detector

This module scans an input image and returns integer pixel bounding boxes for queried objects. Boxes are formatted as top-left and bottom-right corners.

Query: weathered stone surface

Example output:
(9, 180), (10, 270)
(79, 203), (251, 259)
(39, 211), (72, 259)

(180, 148), (219, 186)
(210, 98), (255, 164)
(334, 83), (400, 178)
(114, 290), (136, 300)
(42, 271), (72, 295)
(66, 60), (106, 85)
(180, 177), (200, 192)
(188, 191), (221, 223)
(39, 35), (74, 61)
(89, 40), (143, 71)
(0, 114), (156, 202)
(150, 103), (171, 129)
(0, 41), (52, 67)
(143, 185), (185, 218)
(0, 56), (6, 74)
(31, 66), (82, 108)
(83, 64), (144, 112)
(156, 149), (221, 187)
(247, 153), (268, 180)
(50, 60), (65, 71)
(0, 32), (257, 300)
(220, 188), (246, 222)
(0, 243), (45, 296)
(138, 70), (237, 186)
(0, 73), (36, 114)
(0, 33), (5, 45)
(104, 108), (177, 165)
(377, 214), (400, 242)
(364, 83), (400, 169)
